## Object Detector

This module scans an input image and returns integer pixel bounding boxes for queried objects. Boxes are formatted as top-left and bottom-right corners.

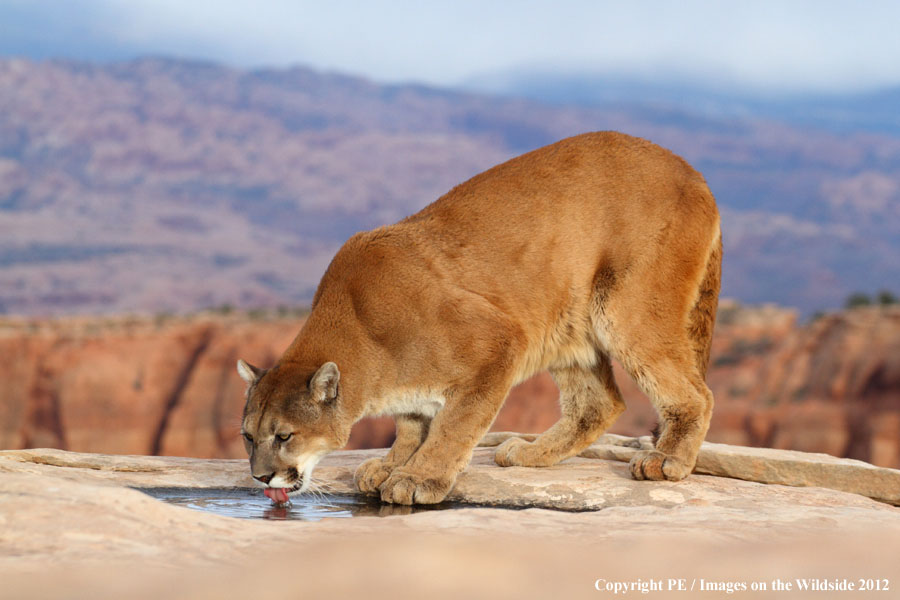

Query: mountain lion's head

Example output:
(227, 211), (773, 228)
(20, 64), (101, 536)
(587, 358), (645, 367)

(237, 359), (350, 502)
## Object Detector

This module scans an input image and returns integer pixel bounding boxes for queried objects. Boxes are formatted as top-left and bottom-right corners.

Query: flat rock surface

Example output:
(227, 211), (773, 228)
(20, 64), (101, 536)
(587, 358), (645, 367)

(2, 443), (900, 598)
(483, 432), (900, 505)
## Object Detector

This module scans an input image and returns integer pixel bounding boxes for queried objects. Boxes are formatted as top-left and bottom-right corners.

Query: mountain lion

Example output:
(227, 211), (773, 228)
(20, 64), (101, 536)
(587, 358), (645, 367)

(238, 131), (722, 505)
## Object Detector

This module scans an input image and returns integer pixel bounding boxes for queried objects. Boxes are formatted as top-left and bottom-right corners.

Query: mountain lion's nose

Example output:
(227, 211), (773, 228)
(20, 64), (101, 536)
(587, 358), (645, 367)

(254, 472), (274, 484)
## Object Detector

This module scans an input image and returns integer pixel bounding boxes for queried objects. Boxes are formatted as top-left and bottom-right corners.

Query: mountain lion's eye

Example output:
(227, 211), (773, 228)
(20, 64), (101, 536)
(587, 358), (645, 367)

(242, 432), (253, 443)
(276, 433), (293, 442)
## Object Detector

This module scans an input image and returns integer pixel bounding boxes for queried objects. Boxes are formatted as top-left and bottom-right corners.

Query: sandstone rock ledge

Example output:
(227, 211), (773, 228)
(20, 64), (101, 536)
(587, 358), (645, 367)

(2, 438), (900, 599)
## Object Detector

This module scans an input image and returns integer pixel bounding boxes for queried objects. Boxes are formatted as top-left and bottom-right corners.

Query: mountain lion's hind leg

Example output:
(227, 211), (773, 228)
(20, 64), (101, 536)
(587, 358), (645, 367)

(495, 355), (625, 467)
(622, 352), (713, 482)
(355, 414), (430, 494)
(621, 231), (720, 481)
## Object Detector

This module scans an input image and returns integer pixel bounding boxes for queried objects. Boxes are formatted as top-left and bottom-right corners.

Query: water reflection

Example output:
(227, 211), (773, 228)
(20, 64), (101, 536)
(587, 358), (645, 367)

(140, 487), (460, 521)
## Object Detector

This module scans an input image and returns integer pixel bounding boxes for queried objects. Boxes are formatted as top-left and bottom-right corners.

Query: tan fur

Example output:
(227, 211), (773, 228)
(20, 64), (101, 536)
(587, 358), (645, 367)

(239, 131), (722, 504)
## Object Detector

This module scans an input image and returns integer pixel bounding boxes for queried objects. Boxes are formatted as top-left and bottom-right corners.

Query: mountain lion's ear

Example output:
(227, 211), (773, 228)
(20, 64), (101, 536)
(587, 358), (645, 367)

(237, 359), (263, 384)
(309, 362), (340, 402)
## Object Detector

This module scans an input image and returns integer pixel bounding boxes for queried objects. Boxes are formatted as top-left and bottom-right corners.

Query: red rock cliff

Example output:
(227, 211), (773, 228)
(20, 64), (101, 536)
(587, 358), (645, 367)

(1, 303), (897, 467)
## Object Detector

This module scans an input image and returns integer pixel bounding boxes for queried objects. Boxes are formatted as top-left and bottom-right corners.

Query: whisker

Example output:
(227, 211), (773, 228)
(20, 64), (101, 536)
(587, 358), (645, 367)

(305, 480), (337, 506)
(310, 479), (335, 491)
(307, 482), (329, 496)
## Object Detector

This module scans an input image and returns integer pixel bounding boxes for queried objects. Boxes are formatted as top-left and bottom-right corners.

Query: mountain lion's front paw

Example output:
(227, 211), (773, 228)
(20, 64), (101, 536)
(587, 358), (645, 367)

(354, 457), (394, 494)
(379, 467), (452, 505)
(629, 449), (692, 481)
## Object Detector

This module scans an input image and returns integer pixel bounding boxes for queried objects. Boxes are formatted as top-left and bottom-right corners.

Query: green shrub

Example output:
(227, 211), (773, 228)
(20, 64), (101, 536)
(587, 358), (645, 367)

(876, 290), (898, 305)
(844, 292), (871, 309)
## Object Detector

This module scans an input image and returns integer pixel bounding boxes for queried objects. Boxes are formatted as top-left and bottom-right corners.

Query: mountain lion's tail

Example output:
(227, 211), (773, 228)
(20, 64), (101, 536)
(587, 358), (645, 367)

(688, 229), (722, 378)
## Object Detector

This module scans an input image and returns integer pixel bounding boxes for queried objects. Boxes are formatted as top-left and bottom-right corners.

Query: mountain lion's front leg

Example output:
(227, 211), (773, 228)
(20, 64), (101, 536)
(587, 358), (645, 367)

(379, 379), (511, 505)
(355, 414), (430, 493)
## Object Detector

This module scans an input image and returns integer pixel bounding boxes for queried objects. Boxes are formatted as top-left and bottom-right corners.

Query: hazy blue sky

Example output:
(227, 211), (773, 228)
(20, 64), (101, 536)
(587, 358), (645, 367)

(2, 0), (900, 92)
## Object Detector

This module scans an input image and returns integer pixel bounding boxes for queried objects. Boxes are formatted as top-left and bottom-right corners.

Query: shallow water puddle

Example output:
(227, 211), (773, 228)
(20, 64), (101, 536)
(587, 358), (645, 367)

(140, 487), (461, 521)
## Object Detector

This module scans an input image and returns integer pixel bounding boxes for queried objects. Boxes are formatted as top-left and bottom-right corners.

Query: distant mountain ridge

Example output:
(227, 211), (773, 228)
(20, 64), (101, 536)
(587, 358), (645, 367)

(0, 57), (898, 315)
(463, 70), (900, 134)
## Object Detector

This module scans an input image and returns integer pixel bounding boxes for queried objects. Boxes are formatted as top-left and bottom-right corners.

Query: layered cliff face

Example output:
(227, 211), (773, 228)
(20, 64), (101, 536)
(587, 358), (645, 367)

(0, 312), (556, 458)
(710, 305), (900, 467)
(1, 303), (897, 467)
(0, 314), (298, 458)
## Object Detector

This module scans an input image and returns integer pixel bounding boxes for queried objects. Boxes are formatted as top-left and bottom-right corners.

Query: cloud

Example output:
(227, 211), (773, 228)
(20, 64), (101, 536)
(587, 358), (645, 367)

(1, 0), (900, 92)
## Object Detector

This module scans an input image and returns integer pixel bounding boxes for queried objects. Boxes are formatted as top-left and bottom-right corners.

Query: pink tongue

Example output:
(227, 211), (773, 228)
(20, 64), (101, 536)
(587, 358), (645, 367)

(264, 488), (290, 503)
